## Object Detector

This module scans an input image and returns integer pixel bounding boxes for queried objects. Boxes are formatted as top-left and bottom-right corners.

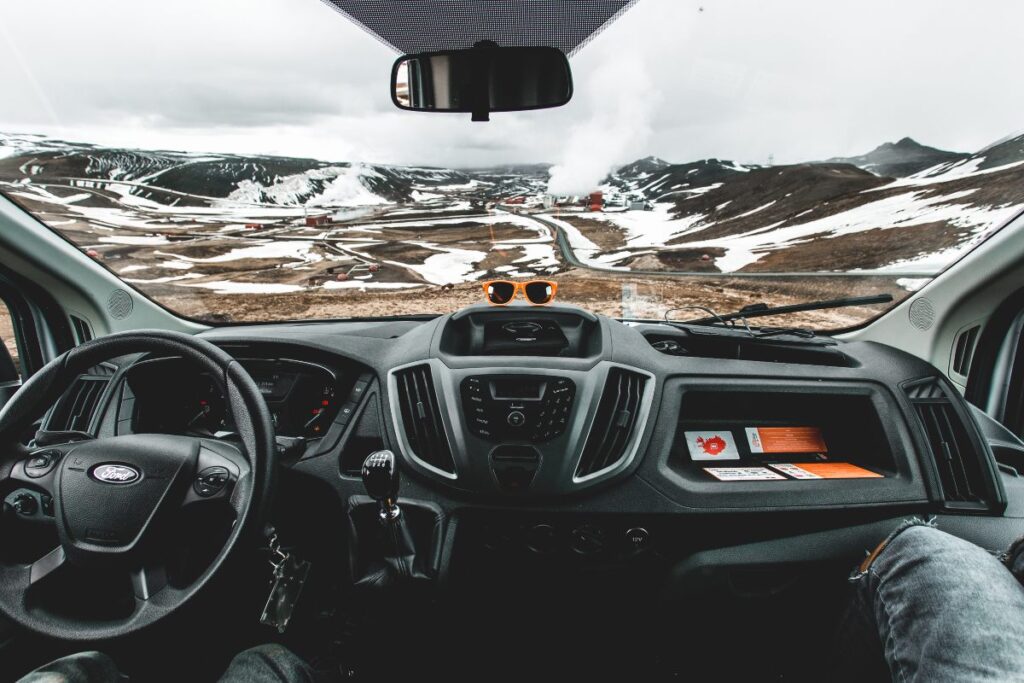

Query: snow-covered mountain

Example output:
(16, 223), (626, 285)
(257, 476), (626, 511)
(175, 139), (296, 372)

(2, 130), (1023, 280)
(0, 133), (474, 208)
(825, 137), (968, 178)
(603, 158), (755, 201)
(586, 136), (1024, 273)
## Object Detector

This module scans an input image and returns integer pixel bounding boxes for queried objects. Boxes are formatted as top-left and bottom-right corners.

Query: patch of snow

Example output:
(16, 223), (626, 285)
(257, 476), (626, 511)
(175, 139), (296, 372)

(223, 165), (391, 207)
(728, 200), (776, 220)
(510, 243), (559, 269)
(585, 204), (709, 248)
(322, 281), (420, 290)
(534, 214), (613, 268)
(385, 242), (487, 285)
(411, 190), (443, 201)
(896, 277), (932, 292)
(183, 280), (304, 294)
(308, 166), (392, 207)
(877, 157), (1024, 189)
(162, 260), (193, 270)
(671, 189), (1024, 273)
(156, 240), (322, 264)
(98, 235), (170, 246)
(124, 273), (203, 284)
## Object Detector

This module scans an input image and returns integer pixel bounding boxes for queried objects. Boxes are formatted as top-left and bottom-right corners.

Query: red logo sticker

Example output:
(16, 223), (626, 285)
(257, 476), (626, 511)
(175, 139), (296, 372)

(697, 435), (727, 455)
(685, 430), (740, 461)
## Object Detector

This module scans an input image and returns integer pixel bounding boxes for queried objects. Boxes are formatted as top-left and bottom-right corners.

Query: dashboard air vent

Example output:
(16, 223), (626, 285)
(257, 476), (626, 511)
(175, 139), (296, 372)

(575, 368), (647, 479)
(394, 365), (456, 475)
(70, 315), (93, 344)
(951, 325), (980, 377)
(905, 379), (988, 505)
(47, 376), (109, 433)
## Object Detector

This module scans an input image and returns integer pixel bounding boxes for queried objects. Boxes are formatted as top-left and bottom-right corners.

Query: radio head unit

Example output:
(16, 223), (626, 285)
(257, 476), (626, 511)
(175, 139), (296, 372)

(461, 375), (576, 443)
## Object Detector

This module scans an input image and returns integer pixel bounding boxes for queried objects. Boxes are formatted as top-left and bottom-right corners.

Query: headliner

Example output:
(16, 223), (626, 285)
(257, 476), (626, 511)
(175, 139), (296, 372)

(320, 0), (639, 56)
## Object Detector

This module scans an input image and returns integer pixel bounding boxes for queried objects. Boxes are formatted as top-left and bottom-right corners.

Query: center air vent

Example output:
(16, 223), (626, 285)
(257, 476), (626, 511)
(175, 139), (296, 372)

(575, 368), (648, 479)
(47, 375), (110, 433)
(904, 379), (990, 507)
(393, 364), (456, 476)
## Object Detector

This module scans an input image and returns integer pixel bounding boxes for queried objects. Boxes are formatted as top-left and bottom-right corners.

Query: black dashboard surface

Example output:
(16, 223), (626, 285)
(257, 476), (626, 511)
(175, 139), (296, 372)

(176, 303), (1001, 508)
(46, 302), (1024, 573)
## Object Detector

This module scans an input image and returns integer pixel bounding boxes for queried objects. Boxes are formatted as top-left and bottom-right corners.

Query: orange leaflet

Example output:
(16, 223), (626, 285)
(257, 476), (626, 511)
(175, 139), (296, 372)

(746, 426), (827, 454)
(791, 462), (882, 479)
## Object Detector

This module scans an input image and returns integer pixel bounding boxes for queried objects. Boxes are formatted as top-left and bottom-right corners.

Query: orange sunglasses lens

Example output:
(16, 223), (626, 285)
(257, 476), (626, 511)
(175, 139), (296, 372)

(524, 280), (555, 305)
(484, 281), (516, 304)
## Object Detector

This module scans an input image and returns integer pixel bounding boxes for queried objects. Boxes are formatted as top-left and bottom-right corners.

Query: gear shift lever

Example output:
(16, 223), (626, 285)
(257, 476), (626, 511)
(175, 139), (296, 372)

(361, 450), (400, 522)
(350, 449), (442, 593)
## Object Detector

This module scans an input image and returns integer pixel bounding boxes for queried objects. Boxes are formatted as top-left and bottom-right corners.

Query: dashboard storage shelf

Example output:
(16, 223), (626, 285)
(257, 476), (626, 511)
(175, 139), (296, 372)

(646, 378), (931, 510)
(673, 389), (896, 478)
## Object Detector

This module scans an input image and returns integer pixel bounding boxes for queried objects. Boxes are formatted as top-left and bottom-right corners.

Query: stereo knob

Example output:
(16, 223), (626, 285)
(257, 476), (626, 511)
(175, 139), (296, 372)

(525, 523), (558, 554)
(507, 411), (526, 427)
(570, 524), (606, 555)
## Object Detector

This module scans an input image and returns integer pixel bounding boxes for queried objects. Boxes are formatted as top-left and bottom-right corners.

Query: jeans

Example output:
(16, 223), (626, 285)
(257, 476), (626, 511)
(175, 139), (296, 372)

(18, 644), (315, 683)
(219, 644), (316, 683)
(834, 521), (1024, 682)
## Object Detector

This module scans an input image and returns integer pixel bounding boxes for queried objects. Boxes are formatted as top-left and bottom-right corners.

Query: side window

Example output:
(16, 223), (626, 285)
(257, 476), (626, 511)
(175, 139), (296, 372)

(0, 298), (21, 381)
(966, 289), (1024, 440)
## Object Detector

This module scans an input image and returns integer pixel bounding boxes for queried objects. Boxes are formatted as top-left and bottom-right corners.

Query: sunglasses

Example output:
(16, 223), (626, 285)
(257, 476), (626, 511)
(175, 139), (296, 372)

(482, 280), (558, 306)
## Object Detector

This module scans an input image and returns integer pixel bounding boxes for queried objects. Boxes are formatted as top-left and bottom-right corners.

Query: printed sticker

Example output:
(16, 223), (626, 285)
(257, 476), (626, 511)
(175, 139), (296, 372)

(704, 467), (786, 481)
(686, 431), (740, 461)
(773, 462), (882, 479)
(746, 426), (828, 454)
(770, 463), (823, 480)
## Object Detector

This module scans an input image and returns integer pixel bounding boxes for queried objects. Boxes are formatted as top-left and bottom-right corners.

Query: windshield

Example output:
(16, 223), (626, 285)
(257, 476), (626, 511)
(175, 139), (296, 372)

(2, 1), (1023, 328)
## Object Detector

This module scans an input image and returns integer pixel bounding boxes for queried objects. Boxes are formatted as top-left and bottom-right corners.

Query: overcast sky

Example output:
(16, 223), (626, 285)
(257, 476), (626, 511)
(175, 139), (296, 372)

(2, 0), (1023, 185)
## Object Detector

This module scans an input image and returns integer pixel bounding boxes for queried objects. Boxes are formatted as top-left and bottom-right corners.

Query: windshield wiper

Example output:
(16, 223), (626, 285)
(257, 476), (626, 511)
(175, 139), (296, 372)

(682, 293), (894, 325)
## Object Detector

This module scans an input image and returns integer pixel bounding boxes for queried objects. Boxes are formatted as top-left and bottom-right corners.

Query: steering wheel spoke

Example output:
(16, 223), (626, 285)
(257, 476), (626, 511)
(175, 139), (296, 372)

(28, 546), (68, 588)
(130, 562), (168, 601)
(180, 440), (249, 512)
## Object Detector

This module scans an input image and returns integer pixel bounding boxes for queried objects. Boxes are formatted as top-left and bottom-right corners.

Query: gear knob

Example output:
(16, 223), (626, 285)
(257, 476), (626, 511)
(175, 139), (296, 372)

(362, 450), (400, 519)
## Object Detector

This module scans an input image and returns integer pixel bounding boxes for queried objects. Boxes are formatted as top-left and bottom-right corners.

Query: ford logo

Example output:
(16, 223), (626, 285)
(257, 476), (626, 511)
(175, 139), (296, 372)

(90, 463), (140, 484)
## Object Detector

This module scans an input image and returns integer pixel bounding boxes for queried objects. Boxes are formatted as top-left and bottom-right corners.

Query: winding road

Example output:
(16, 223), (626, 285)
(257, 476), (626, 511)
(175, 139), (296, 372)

(509, 209), (936, 279)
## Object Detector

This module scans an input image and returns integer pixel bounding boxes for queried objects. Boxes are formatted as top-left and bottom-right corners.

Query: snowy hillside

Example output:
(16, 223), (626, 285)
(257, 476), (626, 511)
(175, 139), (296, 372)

(825, 138), (968, 178)
(1, 130), (1022, 325)
(0, 134), (474, 208)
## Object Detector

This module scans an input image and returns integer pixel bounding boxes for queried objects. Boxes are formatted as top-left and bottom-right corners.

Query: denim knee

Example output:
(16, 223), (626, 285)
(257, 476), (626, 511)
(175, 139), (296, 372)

(848, 521), (1024, 682)
(850, 517), (938, 581)
(221, 644), (314, 683)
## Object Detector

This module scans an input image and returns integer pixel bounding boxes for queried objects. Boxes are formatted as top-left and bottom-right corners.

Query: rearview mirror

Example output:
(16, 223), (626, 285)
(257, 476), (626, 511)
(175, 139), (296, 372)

(391, 45), (572, 121)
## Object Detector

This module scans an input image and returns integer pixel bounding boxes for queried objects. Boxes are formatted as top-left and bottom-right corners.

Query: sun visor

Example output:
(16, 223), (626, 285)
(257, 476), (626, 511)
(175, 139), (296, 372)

(319, 0), (638, 55)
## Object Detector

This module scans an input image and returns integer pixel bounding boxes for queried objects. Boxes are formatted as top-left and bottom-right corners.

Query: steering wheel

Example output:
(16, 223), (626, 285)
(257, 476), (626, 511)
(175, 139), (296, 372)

(0, 330), (276, 641)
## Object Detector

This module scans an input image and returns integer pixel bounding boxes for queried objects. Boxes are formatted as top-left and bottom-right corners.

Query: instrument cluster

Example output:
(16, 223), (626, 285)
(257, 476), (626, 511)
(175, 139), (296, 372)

(125, 357), (340, 439)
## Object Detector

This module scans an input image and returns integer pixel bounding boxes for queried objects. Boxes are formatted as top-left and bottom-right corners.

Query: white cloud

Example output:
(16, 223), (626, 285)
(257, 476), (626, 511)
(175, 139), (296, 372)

(1, 0), (1023, 167)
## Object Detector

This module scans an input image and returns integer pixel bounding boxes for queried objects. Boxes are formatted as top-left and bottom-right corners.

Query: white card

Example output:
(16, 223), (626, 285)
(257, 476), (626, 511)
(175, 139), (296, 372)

(703, 467), (785, 481)
(770, 463), (823, 480)
(685, 431), (740, 461)
(745, 427), (764, 453)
